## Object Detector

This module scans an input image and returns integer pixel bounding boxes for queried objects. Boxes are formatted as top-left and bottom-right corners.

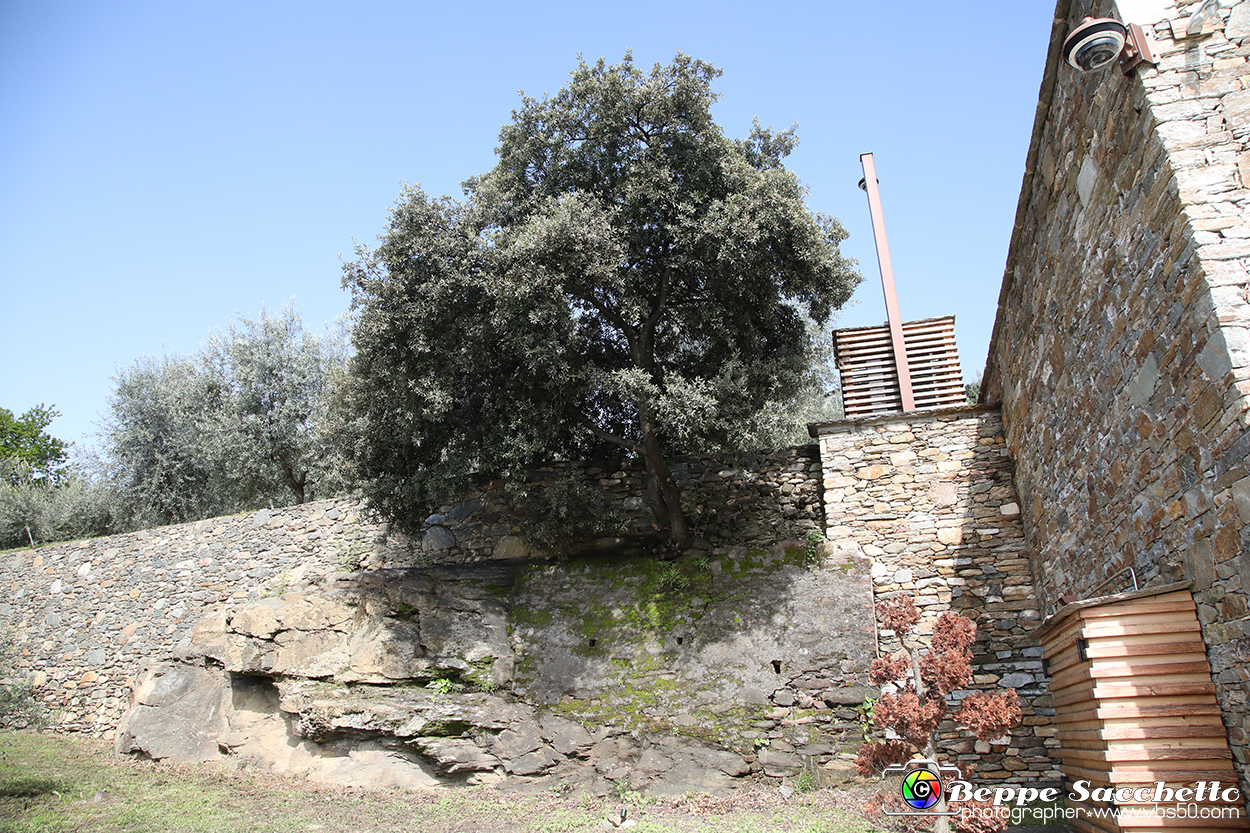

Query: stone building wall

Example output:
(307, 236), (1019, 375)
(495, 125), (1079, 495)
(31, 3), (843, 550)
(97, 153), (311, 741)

(811, 407), (1060, 785)
(983, 0), (1250, 793)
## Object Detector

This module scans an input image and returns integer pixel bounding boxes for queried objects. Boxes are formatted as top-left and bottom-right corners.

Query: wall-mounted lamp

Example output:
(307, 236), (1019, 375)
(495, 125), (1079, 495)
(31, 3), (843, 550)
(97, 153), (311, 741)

(1187, 0), (1220, 36)
(1062, 16), (1158, 75)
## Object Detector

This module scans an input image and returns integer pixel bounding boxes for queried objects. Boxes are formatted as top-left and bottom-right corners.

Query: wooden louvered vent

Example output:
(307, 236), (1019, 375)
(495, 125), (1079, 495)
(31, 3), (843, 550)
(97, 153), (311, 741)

(1034, 584), (1247, 832)
(834, 315), (966, 418)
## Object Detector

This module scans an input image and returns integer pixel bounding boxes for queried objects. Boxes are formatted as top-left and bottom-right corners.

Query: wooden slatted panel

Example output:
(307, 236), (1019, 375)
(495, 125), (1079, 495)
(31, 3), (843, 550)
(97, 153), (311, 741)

(1037, 588), (1248, 832)
(902, 317), (966, 410)
(834, 315), (965, 417)
(835, 325), (901, 416)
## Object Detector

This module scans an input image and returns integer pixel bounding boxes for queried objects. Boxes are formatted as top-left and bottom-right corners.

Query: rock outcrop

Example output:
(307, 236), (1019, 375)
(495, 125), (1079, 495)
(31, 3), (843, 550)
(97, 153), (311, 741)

(116, 543), (876, 794)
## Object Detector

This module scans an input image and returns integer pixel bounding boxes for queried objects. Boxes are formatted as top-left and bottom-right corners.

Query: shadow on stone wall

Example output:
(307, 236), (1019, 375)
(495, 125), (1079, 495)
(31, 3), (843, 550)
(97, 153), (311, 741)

(115, 538), (877, 796)
(363, 447), (826, 569)
(814, 407), (1060, 785)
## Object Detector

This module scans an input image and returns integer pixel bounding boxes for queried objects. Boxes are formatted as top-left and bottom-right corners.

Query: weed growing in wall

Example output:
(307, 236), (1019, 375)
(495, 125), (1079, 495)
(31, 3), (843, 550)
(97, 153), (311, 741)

(0, 631), (45, 729)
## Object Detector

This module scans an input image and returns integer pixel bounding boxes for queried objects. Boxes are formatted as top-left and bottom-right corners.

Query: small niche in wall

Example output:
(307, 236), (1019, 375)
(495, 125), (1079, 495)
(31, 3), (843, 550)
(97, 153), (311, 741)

(771, 660), (783, 674)
(588, 638), (597, 648)
(675, 637), (683, 646)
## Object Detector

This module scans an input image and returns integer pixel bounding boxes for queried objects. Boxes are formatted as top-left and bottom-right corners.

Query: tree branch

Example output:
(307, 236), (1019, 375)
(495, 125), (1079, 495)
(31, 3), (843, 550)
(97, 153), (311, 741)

(572, 291), (638, 349)
(576, 414), (633, 450)
(639, 263), (671, 372)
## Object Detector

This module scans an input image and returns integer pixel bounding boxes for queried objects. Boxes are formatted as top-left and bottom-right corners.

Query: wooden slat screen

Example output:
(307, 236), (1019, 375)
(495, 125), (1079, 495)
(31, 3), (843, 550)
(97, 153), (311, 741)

(1036, 588), (1247, 832)
(833, 315), (966, 418)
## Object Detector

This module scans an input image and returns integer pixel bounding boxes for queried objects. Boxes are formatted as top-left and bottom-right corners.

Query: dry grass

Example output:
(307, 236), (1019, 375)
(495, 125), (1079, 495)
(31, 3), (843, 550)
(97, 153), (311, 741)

(0, 731), (881, 833)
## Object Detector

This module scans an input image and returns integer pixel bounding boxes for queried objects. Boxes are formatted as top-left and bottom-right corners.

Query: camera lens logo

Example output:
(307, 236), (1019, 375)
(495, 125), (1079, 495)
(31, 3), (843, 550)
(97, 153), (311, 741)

(901, 768), (942, 810)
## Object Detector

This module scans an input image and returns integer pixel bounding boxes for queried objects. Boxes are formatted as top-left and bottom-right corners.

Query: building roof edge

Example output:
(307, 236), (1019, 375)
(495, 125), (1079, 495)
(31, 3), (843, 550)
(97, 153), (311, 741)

(981, 0), (1074, 404)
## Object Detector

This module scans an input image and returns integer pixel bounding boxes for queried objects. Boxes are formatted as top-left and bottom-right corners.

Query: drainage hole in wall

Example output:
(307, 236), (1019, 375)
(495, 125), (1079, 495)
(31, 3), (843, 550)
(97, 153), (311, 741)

(676, 637), (683, 646)
(771, 660), (783, 674)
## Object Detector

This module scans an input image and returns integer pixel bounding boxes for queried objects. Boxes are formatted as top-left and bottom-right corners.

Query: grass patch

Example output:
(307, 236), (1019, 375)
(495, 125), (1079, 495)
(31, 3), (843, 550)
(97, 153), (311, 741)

(0, 730), (877, 833)
(0, 778), (69, 800)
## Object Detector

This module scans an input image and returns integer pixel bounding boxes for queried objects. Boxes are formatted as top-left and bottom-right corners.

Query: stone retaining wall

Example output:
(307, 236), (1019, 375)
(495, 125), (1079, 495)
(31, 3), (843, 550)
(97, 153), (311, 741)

(380, 446), (824, 568)
(811, 406), (1060, 785)
(0, 498), (383, 733)
(0, 447), (823, 736)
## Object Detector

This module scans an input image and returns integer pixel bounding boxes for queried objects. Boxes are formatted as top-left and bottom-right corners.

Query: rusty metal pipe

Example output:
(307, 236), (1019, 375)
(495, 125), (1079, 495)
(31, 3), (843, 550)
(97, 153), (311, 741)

(859, 153), (915, 412)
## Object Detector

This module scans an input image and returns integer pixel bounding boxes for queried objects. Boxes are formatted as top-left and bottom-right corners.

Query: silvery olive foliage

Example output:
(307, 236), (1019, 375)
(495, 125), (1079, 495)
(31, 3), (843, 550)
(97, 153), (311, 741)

(104, 353), (226, 526)
(101, 302), (351, 528)
(0, 408), (121, 549)
(0, 457), (120, 549)
(345, 54), (859, 550)
(198, 303), (353, 507)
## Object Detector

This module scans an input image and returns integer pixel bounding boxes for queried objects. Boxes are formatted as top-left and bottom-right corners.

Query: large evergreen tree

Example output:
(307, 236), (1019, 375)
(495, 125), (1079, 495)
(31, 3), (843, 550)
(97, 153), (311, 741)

(345, 54), (859, 550)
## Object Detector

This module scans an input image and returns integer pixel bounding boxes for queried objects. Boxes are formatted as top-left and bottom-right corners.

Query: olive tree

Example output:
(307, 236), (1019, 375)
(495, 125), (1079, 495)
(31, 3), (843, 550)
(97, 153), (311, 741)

(102, 303), (351, 527)
(199, 303), (352, 506)
(0, 456), (121, 548)
(345, 54), (859, 550)
(104, 353), (227, 526)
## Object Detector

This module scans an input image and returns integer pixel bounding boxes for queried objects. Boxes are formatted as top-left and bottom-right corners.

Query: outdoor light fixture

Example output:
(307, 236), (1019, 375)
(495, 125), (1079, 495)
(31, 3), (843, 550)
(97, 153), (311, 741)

(1187, 0), (1220, 35)
(1062, 16), (1158, 75)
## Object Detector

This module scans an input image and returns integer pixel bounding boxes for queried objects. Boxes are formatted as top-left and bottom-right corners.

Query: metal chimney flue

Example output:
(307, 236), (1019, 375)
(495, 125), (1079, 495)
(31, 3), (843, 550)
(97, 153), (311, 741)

(858, 152), (915, 412)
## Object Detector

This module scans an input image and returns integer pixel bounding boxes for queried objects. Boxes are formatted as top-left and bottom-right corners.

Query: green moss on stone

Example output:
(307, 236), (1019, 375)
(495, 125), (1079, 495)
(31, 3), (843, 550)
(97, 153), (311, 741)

(416, 719), (476, 738)
(510, 545), (824, 750)
(463, 657), (500, 691)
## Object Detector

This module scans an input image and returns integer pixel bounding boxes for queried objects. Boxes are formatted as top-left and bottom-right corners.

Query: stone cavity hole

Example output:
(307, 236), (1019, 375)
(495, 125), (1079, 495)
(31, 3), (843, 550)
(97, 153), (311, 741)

(588, 638), (597, 648)
(771, 660), (783, 674)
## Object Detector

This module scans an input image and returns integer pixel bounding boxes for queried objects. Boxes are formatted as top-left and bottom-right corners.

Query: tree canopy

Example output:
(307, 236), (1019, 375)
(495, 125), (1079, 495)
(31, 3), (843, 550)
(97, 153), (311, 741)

(0, 406), (119, 548)
(0, 405), (68, 484)
(345, 54), (860, 550)
(2, 305), (351, 548)
(102, 302), (350, 527)
(199, 303), (351, 506)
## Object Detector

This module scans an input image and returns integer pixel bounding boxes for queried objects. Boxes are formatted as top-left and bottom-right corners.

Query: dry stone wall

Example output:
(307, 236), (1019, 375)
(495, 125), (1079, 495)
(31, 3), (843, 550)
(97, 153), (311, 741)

(0, 499), (383, 734)
(378, 447), (825, 568)
(0, 448), (822, 735)
(0, 447), (867, 795)
(983, 0), (1250, 789)
(812, 407), (1060, 785)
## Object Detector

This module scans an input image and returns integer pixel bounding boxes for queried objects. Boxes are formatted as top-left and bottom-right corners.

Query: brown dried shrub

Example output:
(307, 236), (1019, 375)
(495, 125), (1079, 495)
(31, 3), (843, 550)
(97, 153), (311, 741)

(878, 596), (921, 635)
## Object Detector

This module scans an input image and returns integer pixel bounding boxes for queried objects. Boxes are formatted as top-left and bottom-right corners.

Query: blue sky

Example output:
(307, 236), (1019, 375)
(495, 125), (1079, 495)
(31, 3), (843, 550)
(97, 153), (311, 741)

(1, 0), (1057, 450)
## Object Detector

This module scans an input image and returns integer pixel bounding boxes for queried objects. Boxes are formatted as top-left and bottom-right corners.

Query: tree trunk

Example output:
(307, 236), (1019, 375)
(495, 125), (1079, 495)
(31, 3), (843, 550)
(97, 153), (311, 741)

(915, 644), (952, 833)
(637, 416), (689, 553)
(275, 452), (307, 504)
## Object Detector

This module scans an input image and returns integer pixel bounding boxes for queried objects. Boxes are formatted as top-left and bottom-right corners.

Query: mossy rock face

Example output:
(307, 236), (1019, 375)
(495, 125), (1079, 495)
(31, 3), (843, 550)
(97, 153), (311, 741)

(509, 542), (875, 753)
(117, 537), (875, 793)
